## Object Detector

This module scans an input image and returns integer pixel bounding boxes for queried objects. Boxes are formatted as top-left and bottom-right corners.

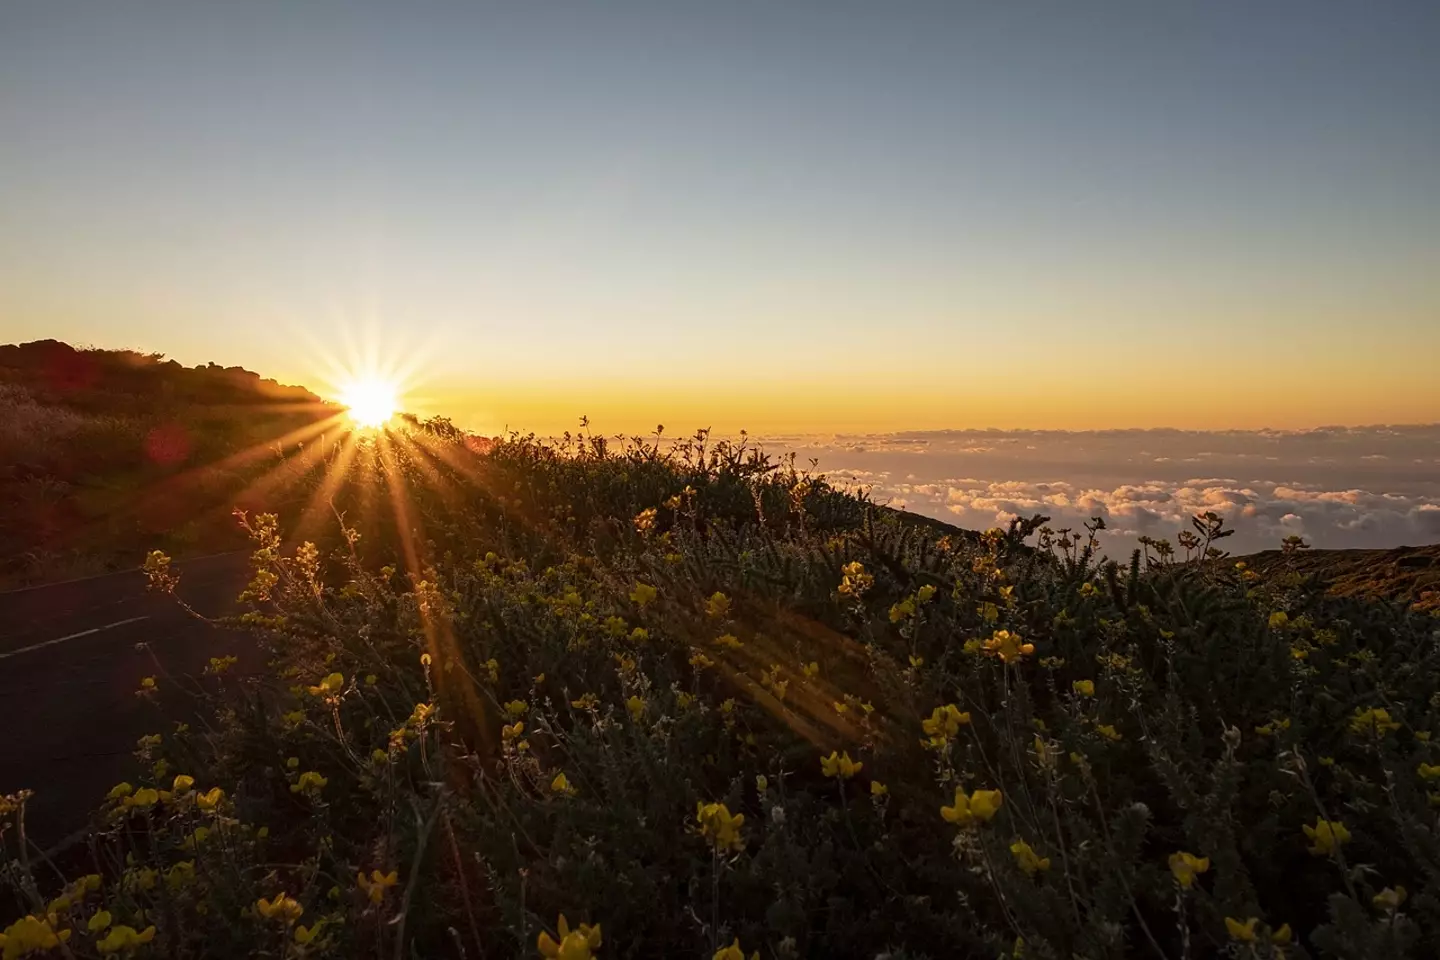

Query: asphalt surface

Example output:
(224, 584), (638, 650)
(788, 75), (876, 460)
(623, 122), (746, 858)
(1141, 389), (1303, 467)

(0, 552), (254, 849)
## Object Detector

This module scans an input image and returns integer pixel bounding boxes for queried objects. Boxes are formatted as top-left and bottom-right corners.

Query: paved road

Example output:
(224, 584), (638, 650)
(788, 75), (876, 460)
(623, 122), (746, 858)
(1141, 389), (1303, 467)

(0, 553), (255, 850)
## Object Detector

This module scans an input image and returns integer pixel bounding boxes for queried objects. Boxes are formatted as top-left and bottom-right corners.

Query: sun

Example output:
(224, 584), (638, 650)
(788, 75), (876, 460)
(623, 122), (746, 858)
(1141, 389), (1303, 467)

(340, 378), (399, 428)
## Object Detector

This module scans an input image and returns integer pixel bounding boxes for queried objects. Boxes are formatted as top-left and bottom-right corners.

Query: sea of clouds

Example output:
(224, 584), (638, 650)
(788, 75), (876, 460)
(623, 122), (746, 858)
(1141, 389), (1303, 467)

(757, 426), (1440, 558)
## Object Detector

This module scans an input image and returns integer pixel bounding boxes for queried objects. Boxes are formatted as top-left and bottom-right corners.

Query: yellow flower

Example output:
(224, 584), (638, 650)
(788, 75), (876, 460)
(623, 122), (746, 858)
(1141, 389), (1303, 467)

(94, 924), (154, 954)
(504, 700), (528, 717)
(959, 789), (999, 824)
(625, 696), (646, 722)
(503, 721), (525, 741)
(122, 787), (160, 810)
(837, 561), (873, 597)
(1010, 840), (1051, 875)
(630, 582), (657, 607)
(1418, 763), (1440, 781)
(294, 921), (325, 945)
(205, 655), (238, 676)
(1418, 731), (1433, 742)
(633, 507), (657, 533)
(1225, 917), (1258, 942)
(88, 910), (113, 932)
(537, 914), (602, 960)
(820, 750), (863, 779)
(1168, 851), (1210, 889)
(307, 672), (345, 697)
(357, 869), (399, 904)
(1349, 707), (1401, 736)
(715, 633), (743, 650)
(256, 893), (303, 924)
(889, 598), (917, 622)
(870, 781), (888, 797)
(908, 654), (925, 668)
(705, 592), (730, 618)
(689, 651), (715, 670)
(171, 774), (195, 794)
(195, 786), (224, 812)
(551, 772), (577, 796)
(365, 674), (378, 686)
(941, 787), (1003, 827)
(802, 661), (820, 679)
(106, 782), (134, 801)
(166, 860), (196, 889)
(921, 704), (971, 747)
(696, 801), (746, 853)
(1095, 724), (1123, 742)
(1072, 680), (1095, 697)
(2, 915), (72, 954)
(1268, 611), (1290, 629)
(570, 693), (599, 710)
(125, 868), (157, 893)
(983, 630), (1035, 664)
(917, 584), (937, 603)
(1373, 886), (1407, 912)
(1303, 818), (1351, 856)
(290, 771), (328, 796)
(713, 938), (759, 960)
(1271, 923), (1293, 945)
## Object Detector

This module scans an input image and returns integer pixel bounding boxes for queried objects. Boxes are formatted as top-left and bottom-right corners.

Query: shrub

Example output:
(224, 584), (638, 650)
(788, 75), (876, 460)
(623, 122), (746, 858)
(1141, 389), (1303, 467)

(4, 429), (1438, 958)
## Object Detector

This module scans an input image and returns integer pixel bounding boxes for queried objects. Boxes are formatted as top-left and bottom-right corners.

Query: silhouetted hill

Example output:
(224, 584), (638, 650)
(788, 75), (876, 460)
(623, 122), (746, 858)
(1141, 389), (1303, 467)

(0, 340), (320, 413)
(0, 340), (338, 585)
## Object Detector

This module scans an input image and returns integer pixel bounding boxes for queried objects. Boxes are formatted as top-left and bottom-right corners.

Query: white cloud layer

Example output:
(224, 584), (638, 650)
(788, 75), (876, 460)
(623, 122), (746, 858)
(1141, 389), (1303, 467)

(759, 426), (1440, 557)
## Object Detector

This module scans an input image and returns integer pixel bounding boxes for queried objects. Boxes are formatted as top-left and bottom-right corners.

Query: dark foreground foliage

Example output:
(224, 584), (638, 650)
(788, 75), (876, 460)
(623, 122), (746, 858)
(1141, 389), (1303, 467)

(4, 426), (1440, 959)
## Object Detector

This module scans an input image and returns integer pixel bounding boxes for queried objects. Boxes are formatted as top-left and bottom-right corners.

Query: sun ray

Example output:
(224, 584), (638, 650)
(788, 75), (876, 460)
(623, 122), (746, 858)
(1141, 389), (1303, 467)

(292, 431), (363, 542)
(375, 430), (495, 751)
(54, 409), (348, 557)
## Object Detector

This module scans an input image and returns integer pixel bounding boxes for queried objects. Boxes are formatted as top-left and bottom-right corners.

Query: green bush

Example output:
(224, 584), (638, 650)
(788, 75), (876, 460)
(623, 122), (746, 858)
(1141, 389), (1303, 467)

(4, 428), (1439, 959)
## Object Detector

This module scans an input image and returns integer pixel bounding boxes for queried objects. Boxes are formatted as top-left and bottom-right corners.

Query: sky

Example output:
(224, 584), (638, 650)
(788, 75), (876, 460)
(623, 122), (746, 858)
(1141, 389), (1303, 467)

(2, 1), (1438, 435)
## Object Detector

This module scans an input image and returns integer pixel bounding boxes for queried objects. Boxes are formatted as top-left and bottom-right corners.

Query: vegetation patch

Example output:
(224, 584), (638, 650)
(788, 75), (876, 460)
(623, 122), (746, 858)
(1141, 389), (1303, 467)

(4, 426), (1440, 958)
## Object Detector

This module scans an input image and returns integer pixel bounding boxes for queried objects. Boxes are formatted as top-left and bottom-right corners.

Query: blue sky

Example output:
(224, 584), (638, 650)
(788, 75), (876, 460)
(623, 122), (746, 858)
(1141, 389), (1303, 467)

(2, 2), (1437, 432)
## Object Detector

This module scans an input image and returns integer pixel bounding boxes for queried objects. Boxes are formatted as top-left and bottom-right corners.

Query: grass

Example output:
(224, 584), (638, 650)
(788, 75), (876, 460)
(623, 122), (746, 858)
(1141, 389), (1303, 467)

(3, 422), (1439, 959)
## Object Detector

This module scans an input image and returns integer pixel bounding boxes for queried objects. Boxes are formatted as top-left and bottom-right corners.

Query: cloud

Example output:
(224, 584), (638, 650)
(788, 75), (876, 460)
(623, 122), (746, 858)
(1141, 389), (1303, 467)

(769, 425), (1440, 556)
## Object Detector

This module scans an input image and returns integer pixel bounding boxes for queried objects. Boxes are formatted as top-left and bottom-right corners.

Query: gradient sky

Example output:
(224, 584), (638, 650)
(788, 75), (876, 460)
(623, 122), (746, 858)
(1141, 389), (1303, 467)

(2, 2), (1438, 434)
